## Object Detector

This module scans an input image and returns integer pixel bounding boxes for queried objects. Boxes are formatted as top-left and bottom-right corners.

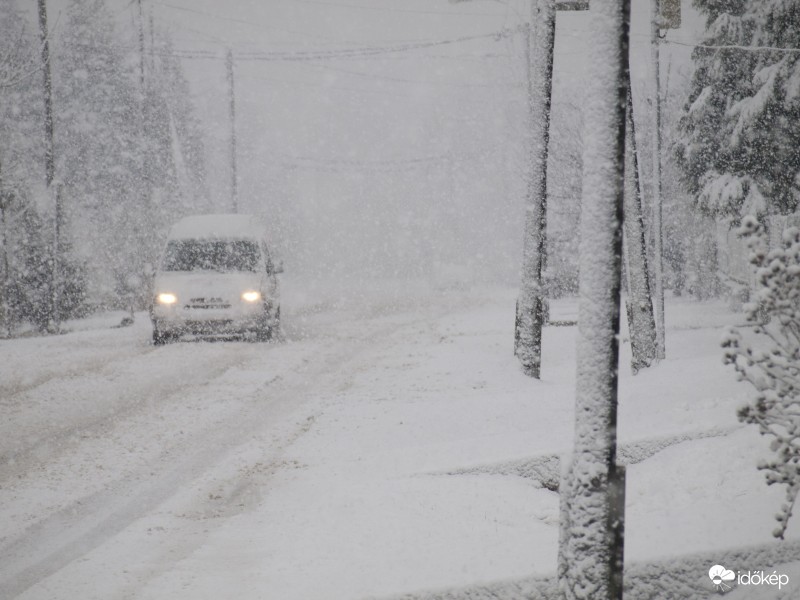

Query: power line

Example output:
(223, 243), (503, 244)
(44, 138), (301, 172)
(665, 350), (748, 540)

(152, 1), (340, 41)
(233, 28), (524, 62)
(273, 152), (451, 166)
(158, 0), (507, 19)
(244, 74), (424, 99)
(271, 0), (507, 17)
(302, 62), (521, 89)
(664, 39), (800, 53)
(265, 150), (460, 173)
(56, 26), (521, 63)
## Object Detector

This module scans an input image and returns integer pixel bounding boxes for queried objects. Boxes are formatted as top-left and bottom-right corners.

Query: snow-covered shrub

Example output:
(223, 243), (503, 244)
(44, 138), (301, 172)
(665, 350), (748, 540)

(723, 216), (800, 539)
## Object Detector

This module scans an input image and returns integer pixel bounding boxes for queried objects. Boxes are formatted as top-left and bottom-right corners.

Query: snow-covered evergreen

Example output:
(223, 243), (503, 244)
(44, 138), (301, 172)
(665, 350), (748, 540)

(0, 0), (207, 334)
(676, 0), (800, 221)
(0, 1), (87, 332)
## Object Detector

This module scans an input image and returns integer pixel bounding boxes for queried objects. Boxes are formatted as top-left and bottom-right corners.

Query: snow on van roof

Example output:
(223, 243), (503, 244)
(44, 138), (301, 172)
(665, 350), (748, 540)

(168, 214), (264, 241)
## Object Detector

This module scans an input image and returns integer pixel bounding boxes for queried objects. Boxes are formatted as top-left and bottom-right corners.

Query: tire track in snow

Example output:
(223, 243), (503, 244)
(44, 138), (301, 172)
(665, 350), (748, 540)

(0, 339), (326, 599)
(0, 340), (260, 484)
(0, 300), (463, 600)
(0, 323), (152, 401)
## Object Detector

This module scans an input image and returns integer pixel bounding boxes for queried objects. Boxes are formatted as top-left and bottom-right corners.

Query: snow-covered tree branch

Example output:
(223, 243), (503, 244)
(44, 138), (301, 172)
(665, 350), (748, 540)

(675, 0), (800, 221)
(723, 216), (800, 539)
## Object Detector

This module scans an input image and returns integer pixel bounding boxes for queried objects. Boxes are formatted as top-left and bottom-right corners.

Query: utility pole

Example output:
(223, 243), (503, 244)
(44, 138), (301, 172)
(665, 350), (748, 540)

(514, 0), (555, 379)
(450, 0), (585, 378)
(560, 0), (630, 596)
(514, 0), (588, 379)
(649, 0), (680, 359)
(650, 0), (665, 359)
(0, 159), (9, 336)
(226, 48), (238, 214)
(623, 85), (657, 373)
(132, 0), (157, 323)
(137, 0), (146, 92)
(37, 0), (61, 332)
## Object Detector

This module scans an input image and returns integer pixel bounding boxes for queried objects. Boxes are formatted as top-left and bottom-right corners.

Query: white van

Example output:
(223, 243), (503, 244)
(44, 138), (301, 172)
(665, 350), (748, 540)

(150, 214), (281, 344)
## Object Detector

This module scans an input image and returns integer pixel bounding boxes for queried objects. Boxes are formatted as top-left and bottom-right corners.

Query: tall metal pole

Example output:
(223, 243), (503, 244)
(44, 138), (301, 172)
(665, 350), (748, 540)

(226, 48), (238, 214)
(651, 0), (665, 359)
(37, 0), (60, 332)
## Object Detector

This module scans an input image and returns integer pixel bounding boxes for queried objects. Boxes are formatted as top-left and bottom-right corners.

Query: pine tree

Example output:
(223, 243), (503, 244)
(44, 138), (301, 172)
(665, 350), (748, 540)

(0, 1), (88, 333)
(2, 0), (209, 330)
(0, 2), (45, 184)
(53, 0), (206, 312)
(53, 0), (142, 309)
(676, 0), (800, 221)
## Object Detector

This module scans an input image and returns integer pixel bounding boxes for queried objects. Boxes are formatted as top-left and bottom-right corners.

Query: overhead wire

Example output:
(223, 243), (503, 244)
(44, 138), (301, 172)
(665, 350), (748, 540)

(242, 73), (424, 99)
(152, 1), (341, 42)
(663, 39), (800, 53)
(233, 27), (524, 62)
(217, 0), (508, 18)
(61, 25), (523, 62)
(300, 62), (521, 89)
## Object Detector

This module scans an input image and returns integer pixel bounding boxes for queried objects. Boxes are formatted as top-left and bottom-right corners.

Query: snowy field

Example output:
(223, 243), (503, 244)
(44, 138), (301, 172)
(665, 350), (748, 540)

(2, 281), (799, 599)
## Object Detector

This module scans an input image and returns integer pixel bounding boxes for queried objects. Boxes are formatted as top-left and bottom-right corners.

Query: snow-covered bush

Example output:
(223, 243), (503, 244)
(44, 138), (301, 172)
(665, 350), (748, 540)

(723, 216), (800, 539)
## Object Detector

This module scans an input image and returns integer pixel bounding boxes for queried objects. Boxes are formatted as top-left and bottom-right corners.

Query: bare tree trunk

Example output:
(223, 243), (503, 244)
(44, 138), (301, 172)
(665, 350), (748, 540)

(562, 0), (630, 596)
(515, 0), (555, 379)
(623, 87), (657, 374)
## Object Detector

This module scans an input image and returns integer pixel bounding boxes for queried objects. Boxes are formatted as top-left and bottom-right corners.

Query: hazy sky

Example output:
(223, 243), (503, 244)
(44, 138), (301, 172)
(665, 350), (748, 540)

(30, 0), (705, 283)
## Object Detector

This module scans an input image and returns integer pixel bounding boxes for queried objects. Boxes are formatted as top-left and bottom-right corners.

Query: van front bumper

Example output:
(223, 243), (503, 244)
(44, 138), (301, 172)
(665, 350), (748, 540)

(151, 303), (269, 336)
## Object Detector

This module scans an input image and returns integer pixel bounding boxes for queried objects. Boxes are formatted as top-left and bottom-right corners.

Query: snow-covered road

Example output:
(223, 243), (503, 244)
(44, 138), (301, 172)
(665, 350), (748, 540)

(1, 285), (462, 599)
(2, 284), (799, 599)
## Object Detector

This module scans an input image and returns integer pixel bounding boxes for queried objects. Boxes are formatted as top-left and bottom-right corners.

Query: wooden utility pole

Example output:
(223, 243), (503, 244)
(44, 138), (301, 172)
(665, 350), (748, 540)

(514, 0), (589, 379)
(226, 48), (238, 213)
(137, 0), (146, 92)
(0, 159), (9, 336)
(623, 85), (657, 373)
(651, 0), (665, 359)
(649, 0), (680, 358)
(560, 0), (629, 595)
(514, 0), (555, 379)
(37, 0), (61, 332)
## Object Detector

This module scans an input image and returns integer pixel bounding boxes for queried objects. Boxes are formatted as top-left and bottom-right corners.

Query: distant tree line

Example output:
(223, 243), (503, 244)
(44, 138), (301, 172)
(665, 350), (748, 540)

(0, 0), (207, 335)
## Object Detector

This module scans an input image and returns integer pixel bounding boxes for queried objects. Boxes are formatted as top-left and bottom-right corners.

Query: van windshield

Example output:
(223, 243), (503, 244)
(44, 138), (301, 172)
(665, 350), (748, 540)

(161, 240), (260, 272)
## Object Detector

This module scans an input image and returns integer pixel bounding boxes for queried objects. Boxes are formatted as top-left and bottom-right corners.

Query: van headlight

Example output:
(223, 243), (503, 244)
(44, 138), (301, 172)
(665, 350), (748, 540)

(157, 293), (177, 305)
(241, 291), (261, 303)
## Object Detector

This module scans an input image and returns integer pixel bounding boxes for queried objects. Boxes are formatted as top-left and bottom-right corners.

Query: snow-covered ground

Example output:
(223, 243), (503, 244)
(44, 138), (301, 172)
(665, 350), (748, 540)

(1, 282), (798, 599)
